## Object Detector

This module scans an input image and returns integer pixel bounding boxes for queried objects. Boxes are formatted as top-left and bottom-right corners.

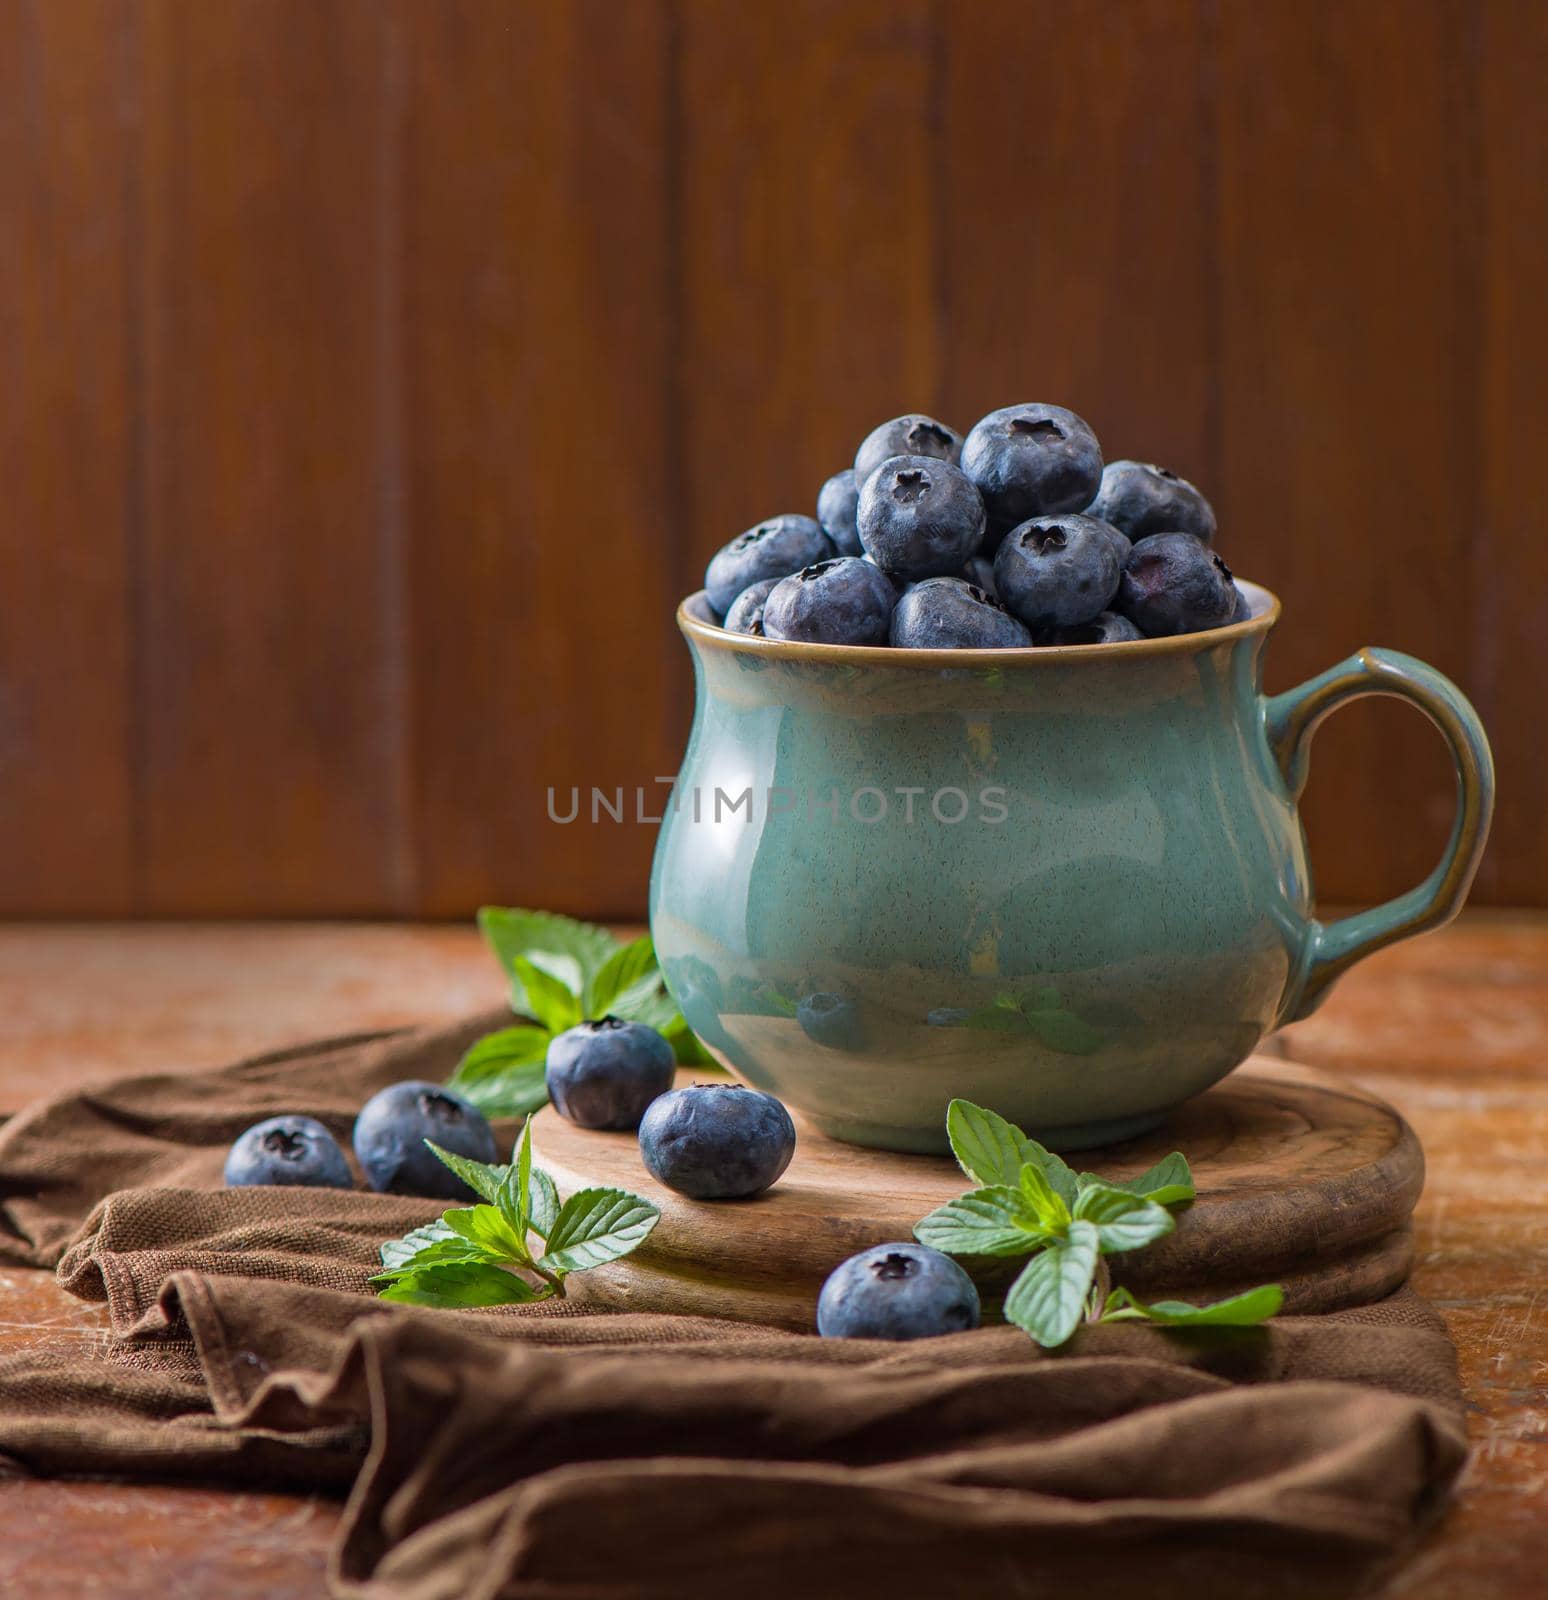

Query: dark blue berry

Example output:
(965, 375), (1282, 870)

(1038, 610), (1143, 645)
(816, 469), (862, 556)
(353, 1081), (497, 1199)
(224, 1115), (352, 1189)
(546, 1017), (676, 1131)
(1090, 460), (1216, 545)
(853, 413), (960, 484)
(961, 403), (1104, 540)
(796, 992), (867, 1049)
(762, 557), (895, 645)
(890, 577), (1032, 649)
(723, 577), (780, 636)
(992, 513), (1121, 630)
(1117, 533), (1237, 636)
(856, 455), (987, 582)
(816, 1243), (981, 1340)
(637, 1084), (796, 1200)
(704, 515), (834, 615)
(1231, 583), (1253, 622)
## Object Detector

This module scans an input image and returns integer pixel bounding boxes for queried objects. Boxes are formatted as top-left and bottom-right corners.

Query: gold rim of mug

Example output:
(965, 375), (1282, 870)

(679, 580), (1281, 666)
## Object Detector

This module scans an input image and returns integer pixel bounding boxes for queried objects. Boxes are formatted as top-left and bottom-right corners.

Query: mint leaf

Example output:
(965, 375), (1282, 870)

(377, 1262), (542, 1308)
(441, 1204), (530, 1263)
(494, 1121), (534, 1239)
(477, 906), (618, 1001)
(425, 1141), (509, 1204)
(511, 956), (582, 1033)
(453, 1058), (551, 1118)
(1002, 1220), (1100, 1347)
(1101, 1283), (1283, 1327)
(1017, 1160), (1071, 1228)
(1071, 1183), (1175, 1253)
(585, 933), (661, 1019)
(537, 1187), (660, 1275)
(1023, 1009), (1104, 1056)
(914, 1187), (1053, 1256)
(450, 1025), (550, 1083)
(1090, 1152), (1196, 1208)
(944, 1100), (1078, 1206)
(526, 1167), (560, 1239)
(377, 1218), (470, 1273)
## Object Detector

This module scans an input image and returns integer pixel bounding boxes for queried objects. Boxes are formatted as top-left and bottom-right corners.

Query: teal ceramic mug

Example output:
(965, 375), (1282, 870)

(649, 583), (1494, 1153)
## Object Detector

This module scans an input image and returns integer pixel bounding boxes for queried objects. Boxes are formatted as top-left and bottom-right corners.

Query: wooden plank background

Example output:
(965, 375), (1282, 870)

(0, 0), (1541, 918)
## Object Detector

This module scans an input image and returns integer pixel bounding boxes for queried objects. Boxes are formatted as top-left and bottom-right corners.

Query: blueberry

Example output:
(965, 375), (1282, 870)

(816, 469), (862, 557)
(992, 513), (1122, 630)
(224, 1115), (352, 1189)
(957, 555), (998, 598)
(1090, 460), (1216, 545)
(1037, 610), (1143, 645)
(1116, 532), (1238, 636)
(890, 577), (1032, 649)
(545, 1016), (675, 1131)
(853, 413), (960, 484)
(704, 515), (834, 615)
(353, 1081), (498, 1199)
(796, 992), (867, 1049)
(723, 577), (780, 636)
(816, 1243), (981, 1340)
(961, 403), (1104, 538)
(637, 1084), (796, 1200)
(856, 455), (987, 581)
(762, 557), (895, 646)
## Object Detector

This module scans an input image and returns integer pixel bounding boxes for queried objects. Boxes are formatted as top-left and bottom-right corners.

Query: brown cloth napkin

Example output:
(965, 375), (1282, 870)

(0, 1014), (1469, 1600)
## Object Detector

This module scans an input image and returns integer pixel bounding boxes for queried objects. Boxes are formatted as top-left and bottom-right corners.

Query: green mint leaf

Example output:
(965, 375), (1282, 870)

(913, 1187), (1053, 1257)
(1017, 1160), (1072, 1229)
(1002, 1220), (1100, 1348)
(945, 1100), (1078, 1206)
(371, 1238), (489, 1281)
(511, 956), (582, 1033)
(494, 1121), (534, 1240)
(1101, 1283), (1283, 1327)
(1090, 1152), (1196, 1208)
(425, 1141), (510, 1204)
(585, 933), (661, 1019)
(536, 1186), (660, 1275)
(477, 906), (619, 1002)
(378, 1218), (466, 1272)
(441, 1203), (531, 1263)
(452, 1058), (551, 1119)
(1071, 1183), (1175, 1254)
(377, 1261), (543, 1307)
(449, 1025), (551, 1086)
(526, 1167), (560, 1239)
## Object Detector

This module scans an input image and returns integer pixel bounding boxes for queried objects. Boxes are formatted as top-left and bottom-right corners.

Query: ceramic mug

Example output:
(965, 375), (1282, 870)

(649, 583), (1494, 1153)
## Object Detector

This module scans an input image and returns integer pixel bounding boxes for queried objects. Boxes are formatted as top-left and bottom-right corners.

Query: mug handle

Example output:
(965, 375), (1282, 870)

(1264, 647), (1495, 1021)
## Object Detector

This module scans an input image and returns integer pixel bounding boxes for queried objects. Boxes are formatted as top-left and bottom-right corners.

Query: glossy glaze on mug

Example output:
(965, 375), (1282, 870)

(649, 584), (1493, 1153)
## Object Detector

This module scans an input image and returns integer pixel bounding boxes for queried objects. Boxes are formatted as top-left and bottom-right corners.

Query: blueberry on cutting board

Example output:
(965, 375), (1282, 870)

(546, 1017), (676, 1131)
(638, 1084), (796, 1199)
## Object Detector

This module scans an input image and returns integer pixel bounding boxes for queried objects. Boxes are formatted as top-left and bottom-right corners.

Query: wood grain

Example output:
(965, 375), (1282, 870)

(0, 915), (1542, 1597)
(0, 0), (138, 912)
(1214, 0), (1478, 910)
(534, 1058), (1422, 1328)
(135, 0), (402, 914)
(398, 0), (682, 919)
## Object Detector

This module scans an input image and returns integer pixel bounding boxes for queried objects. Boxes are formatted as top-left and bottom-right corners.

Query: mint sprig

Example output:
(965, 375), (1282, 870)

(372, 1123), (660, 1308)
(446, 908), (716, 1116)
(916, 1099), (1281, 1348)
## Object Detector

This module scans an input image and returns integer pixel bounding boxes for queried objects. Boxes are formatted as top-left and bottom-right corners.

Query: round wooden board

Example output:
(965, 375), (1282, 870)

(532, 1056), (1423, 1331)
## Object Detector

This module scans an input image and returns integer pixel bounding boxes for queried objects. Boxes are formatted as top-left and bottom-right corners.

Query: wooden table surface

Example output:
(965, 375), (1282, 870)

(0, 916), (1543, 1596)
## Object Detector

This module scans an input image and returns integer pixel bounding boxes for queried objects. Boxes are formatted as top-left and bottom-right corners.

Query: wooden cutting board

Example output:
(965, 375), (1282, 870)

(532, 1056), (1423, 1332)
